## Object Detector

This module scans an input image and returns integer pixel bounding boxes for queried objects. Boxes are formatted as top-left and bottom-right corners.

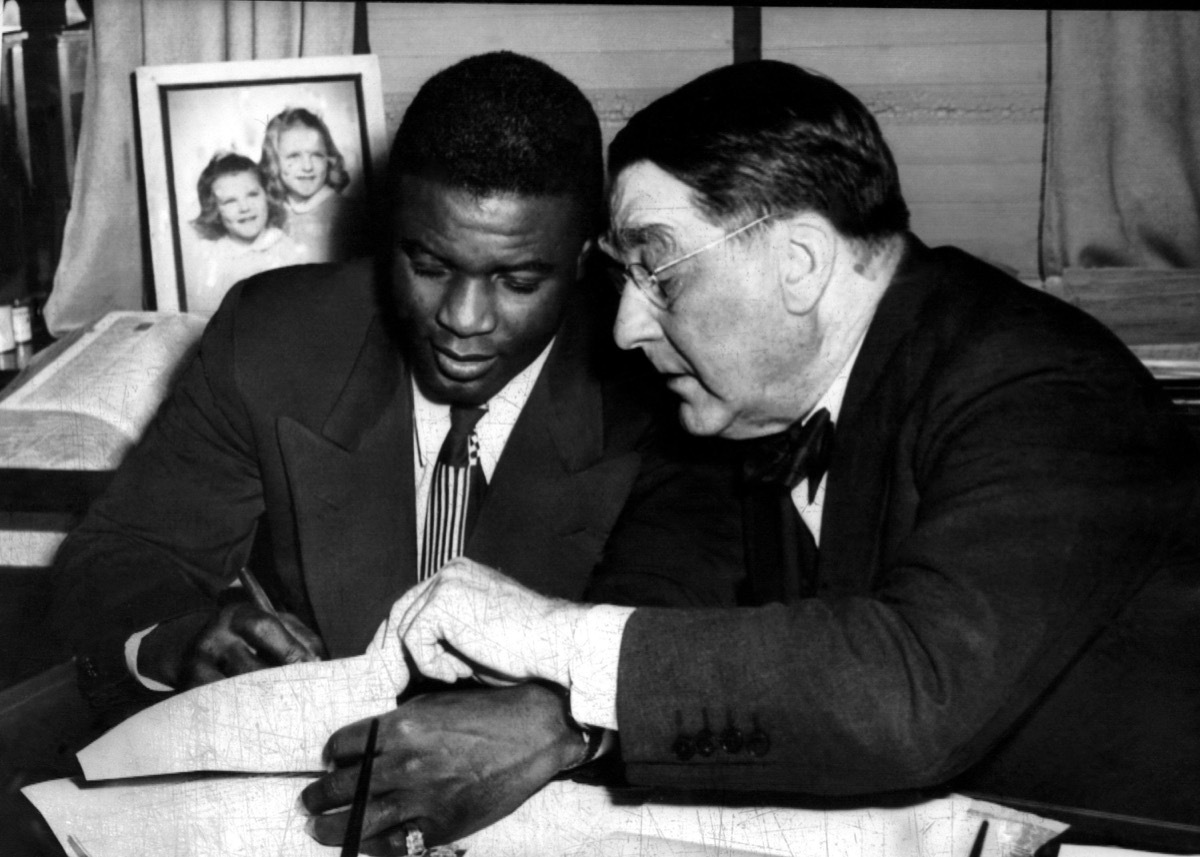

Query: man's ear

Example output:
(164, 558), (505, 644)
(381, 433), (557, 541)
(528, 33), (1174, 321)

(575, 237), (596, 282)
(780, 215), (836, 316)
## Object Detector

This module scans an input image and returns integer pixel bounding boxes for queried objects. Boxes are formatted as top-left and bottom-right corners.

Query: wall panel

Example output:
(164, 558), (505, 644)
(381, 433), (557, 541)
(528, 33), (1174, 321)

(367, 4), (733, 147)
(764, 8), (1047, 277)
(367, 5), (1047, 278)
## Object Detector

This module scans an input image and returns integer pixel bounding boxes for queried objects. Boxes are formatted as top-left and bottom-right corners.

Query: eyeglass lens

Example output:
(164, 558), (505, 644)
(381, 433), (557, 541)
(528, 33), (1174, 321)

(608, 262), (666, 306)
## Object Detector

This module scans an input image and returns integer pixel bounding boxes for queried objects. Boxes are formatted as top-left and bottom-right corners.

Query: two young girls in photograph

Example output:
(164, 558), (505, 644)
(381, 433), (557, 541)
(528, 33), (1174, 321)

(189, 108), (361, 315)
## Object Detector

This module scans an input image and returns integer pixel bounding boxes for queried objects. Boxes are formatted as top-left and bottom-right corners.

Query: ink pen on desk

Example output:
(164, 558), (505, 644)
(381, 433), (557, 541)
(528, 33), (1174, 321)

(966, 819), (989, 857)
(342, 717), (380, 857)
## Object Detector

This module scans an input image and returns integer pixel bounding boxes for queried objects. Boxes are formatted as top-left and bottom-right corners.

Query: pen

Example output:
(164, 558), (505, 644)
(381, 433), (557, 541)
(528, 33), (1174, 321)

(239, 565), (325, 663)
(66, 835), (95, 857)
(237, 565), (280, 619)
(966, 819), (989, 857)
(341, 717), (380, 857)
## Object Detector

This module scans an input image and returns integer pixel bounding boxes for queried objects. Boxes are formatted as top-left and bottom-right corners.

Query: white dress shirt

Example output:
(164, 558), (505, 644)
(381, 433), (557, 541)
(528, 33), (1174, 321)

(568, 335), (867, 731)
(127, 339), (555, 690)
(411, 340), (552, 563)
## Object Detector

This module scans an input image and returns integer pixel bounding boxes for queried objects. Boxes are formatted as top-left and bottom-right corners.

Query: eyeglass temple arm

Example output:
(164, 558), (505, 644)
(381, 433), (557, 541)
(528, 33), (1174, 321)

(651, 213), (774, 276)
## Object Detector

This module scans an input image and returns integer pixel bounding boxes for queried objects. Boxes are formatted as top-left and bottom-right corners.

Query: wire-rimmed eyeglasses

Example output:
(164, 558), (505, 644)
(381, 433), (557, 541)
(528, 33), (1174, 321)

(602, 214), (775, 310)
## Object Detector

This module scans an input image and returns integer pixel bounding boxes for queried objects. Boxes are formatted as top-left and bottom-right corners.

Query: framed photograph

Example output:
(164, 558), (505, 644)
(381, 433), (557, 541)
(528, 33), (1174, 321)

(134, 55), (388, 315)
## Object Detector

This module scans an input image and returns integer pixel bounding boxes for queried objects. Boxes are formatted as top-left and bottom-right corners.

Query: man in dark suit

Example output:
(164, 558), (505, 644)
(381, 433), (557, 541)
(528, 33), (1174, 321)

(359, 60), (1200, 849)
(44, 51), (741, 851)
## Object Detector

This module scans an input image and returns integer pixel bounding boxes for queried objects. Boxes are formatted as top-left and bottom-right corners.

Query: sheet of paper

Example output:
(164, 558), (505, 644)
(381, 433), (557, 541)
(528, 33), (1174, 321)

(77, 652), (408, 779)
(23, 776), (1052, 857)
(1059, 847), (1191, 857)
(472, 787), (1062, 857)
(24, 774), (329, 857)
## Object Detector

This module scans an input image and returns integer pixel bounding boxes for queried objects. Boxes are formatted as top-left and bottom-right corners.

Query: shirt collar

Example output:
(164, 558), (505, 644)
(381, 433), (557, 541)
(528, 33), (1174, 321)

(412, 337), (556, 475)
(807, 327), (868, 428)
(223, 226), (285, 256)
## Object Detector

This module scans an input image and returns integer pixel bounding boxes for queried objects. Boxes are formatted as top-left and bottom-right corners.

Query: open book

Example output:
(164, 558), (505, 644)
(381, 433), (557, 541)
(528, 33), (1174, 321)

(0, 311), (206, 470)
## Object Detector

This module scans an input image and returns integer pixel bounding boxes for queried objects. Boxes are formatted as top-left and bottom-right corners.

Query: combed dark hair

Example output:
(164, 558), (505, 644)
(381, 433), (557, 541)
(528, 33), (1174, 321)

(388, 51), (603, 232)
(191, 153), (285, 241)
(259, 107), (351, 203)
(609, 61), (909, 246)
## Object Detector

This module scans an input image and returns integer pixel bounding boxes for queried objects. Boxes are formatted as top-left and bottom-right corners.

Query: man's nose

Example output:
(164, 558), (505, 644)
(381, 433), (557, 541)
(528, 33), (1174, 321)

(438, 277), (496, 337)
(613, 285), (663, 351)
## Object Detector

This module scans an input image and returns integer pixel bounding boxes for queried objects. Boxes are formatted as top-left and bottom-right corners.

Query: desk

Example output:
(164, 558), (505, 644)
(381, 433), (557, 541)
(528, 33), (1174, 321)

(0, 327), (107, 690)
(3, 310), (1200, 856)
(23, 776), (1062, 857)
(0, 309), (206, 698)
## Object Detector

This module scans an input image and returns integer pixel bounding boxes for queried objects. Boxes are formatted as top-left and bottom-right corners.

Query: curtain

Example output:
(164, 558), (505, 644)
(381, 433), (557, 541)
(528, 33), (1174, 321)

(1042, 11), (1200, 275)
(44, 0), (355, 334)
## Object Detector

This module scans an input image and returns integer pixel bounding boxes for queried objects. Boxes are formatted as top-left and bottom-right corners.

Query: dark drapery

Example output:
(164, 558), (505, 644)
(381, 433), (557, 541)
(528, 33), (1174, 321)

(1043, 11), (1200, 275)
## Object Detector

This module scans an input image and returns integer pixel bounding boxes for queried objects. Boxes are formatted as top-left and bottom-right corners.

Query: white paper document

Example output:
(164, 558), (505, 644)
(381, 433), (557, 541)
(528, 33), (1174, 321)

(77, 652), (408, 779)
(23, 775), (1059, 857)
(1059, 848), (1198, 857)
(24, 635), (1066, 857)
(24, 774), (325, 857)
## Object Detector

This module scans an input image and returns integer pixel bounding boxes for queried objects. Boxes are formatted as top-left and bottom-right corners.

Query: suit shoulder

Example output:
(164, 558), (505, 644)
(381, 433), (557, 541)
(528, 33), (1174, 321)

(203, 258), (393, 410)
(918, 246), (1148, 382)
(900, 246), (1192, 459)
(223, 258), (378, 342)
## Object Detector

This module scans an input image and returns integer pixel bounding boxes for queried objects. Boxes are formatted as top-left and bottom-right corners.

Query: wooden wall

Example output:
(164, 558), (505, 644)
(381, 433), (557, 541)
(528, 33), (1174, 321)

(764, 8), (1046, 280)
(366, 4), (733, 146)
(367, 5), (1047, 279)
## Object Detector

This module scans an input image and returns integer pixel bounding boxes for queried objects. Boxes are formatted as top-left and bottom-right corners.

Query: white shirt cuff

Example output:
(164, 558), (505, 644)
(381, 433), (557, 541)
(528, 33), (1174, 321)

(566, 604), (635, 731)
(124, 625), (175, 692)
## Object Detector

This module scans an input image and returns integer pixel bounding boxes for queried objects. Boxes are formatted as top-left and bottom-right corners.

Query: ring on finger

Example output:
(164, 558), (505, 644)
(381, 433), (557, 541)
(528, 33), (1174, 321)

(403, 821), (425, 856)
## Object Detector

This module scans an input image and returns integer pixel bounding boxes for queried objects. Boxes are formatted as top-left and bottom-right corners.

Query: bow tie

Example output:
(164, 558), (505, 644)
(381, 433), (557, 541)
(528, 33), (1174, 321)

(741, 407), (834, 503)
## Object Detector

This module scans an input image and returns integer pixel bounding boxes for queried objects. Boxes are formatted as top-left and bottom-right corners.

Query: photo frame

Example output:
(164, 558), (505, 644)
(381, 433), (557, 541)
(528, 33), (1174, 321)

(134, 55), (387, 315)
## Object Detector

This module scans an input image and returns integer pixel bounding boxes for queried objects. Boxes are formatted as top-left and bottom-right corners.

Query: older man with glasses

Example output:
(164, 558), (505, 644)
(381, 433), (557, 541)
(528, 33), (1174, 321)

(331, 60), (1200, 851)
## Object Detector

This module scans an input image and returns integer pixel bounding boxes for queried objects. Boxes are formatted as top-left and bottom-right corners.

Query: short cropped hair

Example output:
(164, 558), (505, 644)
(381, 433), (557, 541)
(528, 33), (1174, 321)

(260, 107), (351, 201)
(388, 51), (603, 232)
(609, 61), (910, 247)
(191, 153), (286, 241)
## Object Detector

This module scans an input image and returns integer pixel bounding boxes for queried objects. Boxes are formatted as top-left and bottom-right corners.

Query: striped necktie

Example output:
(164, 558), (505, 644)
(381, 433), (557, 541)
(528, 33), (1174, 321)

(420, 405), (487, 580)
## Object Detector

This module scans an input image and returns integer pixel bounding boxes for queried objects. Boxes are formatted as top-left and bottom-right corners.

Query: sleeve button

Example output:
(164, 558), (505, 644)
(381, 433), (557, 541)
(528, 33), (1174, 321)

(746, 728), (771, 757)
(672, 734), (696, 761)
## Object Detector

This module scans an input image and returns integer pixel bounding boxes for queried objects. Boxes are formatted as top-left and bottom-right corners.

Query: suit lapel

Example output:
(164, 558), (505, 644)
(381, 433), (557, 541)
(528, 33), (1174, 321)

(539, 294), (605, 473)
(278, 318), (417, 657)
(467, 296), (643, 598)
(819, 237), (942, 592)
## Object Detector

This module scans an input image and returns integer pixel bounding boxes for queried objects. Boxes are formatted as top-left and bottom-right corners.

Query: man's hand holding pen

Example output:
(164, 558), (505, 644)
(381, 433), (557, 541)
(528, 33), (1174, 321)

(137, 568), (326, 689)
(299, 558), (599, 855)
(302, 683), (587, 856)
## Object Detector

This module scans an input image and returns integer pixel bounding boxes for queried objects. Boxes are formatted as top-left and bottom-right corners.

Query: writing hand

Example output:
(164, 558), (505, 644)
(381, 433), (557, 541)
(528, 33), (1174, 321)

(301, 683), (586, 855)
(139, 602), (326, 688)
(368, 558), (588, 688)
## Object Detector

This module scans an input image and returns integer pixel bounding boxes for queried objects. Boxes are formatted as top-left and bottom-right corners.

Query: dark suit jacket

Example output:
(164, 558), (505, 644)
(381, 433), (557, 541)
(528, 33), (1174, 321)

(616, 238), (1200, 827)
(49, 260), (743, 708)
